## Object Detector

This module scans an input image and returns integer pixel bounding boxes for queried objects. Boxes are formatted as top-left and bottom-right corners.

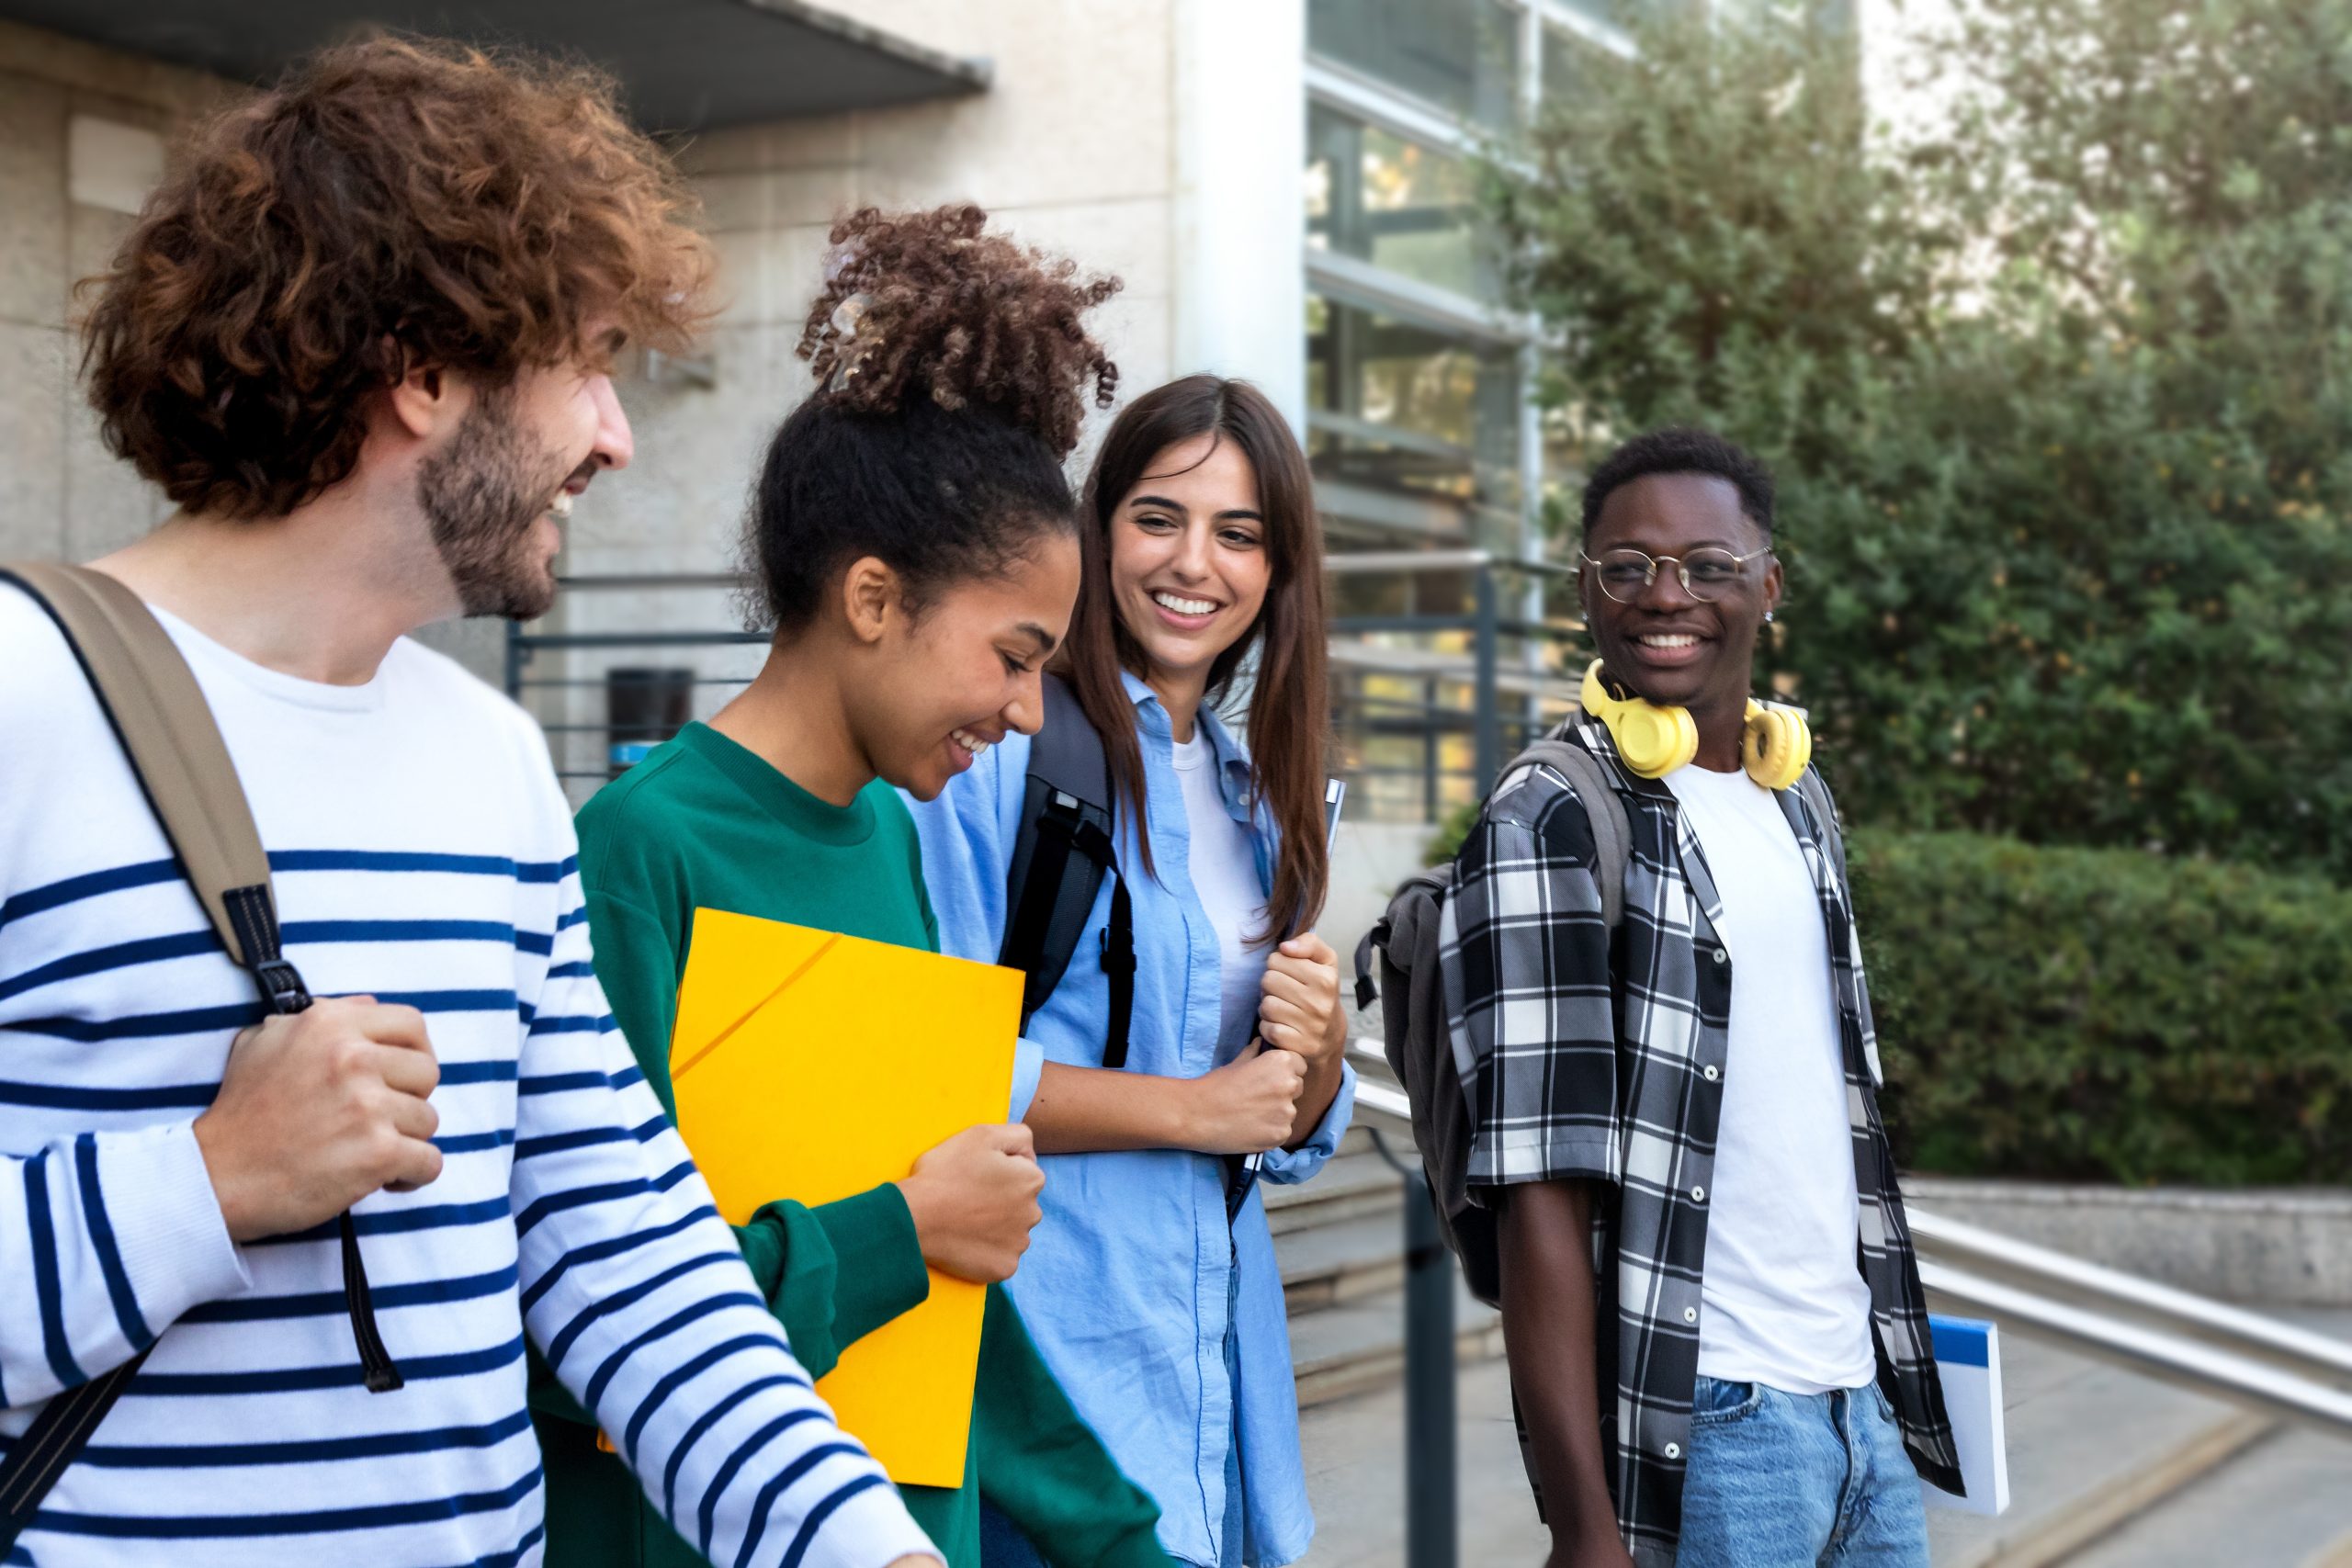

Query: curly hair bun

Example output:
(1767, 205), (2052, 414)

(797, 204), (1120, 459)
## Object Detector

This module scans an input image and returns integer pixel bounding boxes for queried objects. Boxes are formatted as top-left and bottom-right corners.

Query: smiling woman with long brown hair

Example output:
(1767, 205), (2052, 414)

(907, 375), (1355, 1568)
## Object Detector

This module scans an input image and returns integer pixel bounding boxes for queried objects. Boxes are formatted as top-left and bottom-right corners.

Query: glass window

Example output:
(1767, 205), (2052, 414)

(1713, 0), (1855, 32)
(1306, 291), (1521, 535)
(1306, 105), (1492, 298)
(1308, 0), (1521, 126)
(1542, 0), (1627, 35)
(1539, 21), (1606, 105)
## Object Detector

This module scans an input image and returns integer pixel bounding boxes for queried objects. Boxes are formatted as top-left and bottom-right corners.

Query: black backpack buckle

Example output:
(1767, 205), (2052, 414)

(254, 959), (311, 1015)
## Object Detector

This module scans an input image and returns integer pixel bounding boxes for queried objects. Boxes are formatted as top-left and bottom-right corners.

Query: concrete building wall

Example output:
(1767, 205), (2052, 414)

(532, 0), (1304, 790)
(0, 4), (1306, 718)
(580, 0), (1308, 588)
(0, 23), (231, 568)
(528, 0), (1204, 784)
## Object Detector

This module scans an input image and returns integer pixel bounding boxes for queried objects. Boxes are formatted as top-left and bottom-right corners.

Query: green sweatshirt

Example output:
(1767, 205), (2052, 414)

(533, 720), (1169, 1568)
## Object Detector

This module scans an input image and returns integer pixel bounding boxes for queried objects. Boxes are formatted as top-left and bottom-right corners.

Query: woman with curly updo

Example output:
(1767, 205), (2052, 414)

(540, 206), (1175, 1568)
(909, 378), (1352, 1568)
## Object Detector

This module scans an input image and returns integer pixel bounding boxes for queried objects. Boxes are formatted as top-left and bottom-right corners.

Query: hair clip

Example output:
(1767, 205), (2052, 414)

(825, 291), (879, 391)
(821, 238), (864, 284)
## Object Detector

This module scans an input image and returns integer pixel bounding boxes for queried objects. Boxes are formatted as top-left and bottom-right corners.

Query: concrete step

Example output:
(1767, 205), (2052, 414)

(1280, 1210), (1418, 1314)
(1272, 1131), (1500, 1409)
(1275, 1135), (2352, 1562)
(1285, 1269), (1505, 1410)
(1297, 1355), (1548, 1566)
(1928, 1307), (2352, 1567)
(1926, 1330), (2270, 1568)
(2058, 1426), (2352, 1568)
(1265, 1148), (1404, 1240)
(1292, 1303), (2334, 1565)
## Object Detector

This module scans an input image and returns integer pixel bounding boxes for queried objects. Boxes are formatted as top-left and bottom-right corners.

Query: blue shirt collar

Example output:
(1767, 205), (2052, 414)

(1120, 669), (1254, 817)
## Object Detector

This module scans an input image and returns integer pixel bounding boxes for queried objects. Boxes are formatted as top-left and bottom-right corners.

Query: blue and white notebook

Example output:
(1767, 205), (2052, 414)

(1921, 1315), (2011, 1516)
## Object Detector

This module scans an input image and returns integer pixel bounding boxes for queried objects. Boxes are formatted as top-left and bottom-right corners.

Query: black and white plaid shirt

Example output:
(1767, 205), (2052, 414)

(1439, 714), (1962, 1566)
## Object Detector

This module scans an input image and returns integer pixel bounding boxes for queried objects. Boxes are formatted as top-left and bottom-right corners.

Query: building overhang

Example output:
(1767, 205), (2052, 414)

(0, 0), (990, 131)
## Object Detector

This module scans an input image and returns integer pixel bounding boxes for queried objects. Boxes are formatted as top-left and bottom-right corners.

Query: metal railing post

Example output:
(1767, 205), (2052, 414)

(1404, 1167), (1457, 1568)
(1423, 675), (1440, 821)
(503, 619), (526, 702)
(1473, 564), (1499, 794)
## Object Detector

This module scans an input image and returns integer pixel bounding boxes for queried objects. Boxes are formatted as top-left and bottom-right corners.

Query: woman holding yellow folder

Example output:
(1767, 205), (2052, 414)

(533, 206), (1171, 1568)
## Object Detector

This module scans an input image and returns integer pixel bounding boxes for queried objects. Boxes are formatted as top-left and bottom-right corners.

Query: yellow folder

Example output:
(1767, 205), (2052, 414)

(668, 908), (1021, 1487)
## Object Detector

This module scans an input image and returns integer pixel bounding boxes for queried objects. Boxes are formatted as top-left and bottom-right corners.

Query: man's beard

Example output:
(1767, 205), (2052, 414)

(418, 389), (572, 621)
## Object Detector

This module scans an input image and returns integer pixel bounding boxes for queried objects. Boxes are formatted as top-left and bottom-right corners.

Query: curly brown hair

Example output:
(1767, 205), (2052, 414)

(80, 35), (713, 520)
(797, 204), (1119, 460)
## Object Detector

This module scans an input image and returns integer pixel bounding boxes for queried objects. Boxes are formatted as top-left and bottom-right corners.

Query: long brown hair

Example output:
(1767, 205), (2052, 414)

(1059, 376), (1331, 942)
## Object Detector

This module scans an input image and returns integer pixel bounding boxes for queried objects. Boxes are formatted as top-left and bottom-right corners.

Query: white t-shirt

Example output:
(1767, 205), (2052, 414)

(1665, 762), (1877, 1395)
(1170, 728), (1270, 1059)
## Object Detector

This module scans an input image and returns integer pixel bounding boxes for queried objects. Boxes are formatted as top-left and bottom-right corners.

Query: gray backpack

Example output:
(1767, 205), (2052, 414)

(1351, 735), (1630, 1308)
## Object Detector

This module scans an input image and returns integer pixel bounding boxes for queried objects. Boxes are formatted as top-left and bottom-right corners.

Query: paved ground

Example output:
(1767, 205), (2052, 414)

(1296, 1357), (1548, 1567)
(1294, 1314), (2352, 1565)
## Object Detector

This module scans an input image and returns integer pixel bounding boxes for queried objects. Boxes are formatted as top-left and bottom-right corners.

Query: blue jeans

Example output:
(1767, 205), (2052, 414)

(1675, 1377), (1930, 1568)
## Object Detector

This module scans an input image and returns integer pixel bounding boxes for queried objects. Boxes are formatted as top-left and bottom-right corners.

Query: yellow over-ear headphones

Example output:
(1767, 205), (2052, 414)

(1579, 661), (1812, 791)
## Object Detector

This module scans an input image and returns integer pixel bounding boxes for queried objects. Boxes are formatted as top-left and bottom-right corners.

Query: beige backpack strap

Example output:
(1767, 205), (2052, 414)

(1, 562), (304, 1005)
(0, 562), (401, 1393)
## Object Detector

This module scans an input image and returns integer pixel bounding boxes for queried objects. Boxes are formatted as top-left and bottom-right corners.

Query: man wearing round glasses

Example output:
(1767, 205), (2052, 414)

(1442, 428), (1959, 1566)
(1577, 529), (1780, 764)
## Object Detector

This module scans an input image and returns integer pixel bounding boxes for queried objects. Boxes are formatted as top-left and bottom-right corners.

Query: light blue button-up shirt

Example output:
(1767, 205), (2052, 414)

(906, 672), (1355, 1568)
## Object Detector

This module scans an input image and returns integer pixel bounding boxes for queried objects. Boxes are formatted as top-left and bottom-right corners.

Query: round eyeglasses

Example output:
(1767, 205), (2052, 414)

(1578, 547), (1770, 604)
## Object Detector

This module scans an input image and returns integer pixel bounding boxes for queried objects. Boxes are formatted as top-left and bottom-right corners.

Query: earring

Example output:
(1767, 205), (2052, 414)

(1763, 611), (1776, 624)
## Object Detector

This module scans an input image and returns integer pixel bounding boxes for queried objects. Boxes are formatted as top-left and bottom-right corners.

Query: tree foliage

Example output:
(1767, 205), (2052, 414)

(1488, 0), (2352, 877)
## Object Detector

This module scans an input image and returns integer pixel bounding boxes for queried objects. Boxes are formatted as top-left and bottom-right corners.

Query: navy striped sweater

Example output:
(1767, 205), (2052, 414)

(0, 590), (935, 1568)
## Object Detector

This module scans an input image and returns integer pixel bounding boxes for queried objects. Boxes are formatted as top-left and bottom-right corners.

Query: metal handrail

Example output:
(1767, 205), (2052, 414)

(1341, 1038), (2352, 1438)
(1907, 1208), (2352, 1385)
(533, 555), (1574, 588)
(1346, 1056), (1415, 1130)
(1919, 1261), (2352, 1435)
(509, 551), (1577, 807)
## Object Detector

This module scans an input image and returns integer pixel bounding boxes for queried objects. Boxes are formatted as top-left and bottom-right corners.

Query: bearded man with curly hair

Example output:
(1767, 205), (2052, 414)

(0, 37), (937, 1568)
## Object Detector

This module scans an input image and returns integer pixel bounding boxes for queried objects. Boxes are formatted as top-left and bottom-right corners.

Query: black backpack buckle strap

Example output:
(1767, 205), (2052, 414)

(1098, 865), (1136, 1071)
(220, 882), (397, 1388)
(1000, 674), (1133, 1063)
(254, 959), (311, 1016)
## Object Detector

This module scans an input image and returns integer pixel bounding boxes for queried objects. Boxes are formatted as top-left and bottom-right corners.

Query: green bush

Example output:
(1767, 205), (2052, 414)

(1852, 829), (2352, 1185)
(1425, 798), (1483, 867)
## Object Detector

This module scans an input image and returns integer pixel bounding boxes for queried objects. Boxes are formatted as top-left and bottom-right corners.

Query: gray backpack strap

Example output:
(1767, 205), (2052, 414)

(1357, 736), (1634, 1311)
(1792, 766), (1848, 884)
(1497, 738), (1631, 929)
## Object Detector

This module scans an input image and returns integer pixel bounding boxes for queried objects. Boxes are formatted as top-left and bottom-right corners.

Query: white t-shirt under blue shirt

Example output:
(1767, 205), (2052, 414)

(1170, 727), (1269, 1060)
(1665, 761), (1877, 1395)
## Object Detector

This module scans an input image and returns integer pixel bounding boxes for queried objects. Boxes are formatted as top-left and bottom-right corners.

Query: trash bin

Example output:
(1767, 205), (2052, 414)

(606, 667), (694, 777)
